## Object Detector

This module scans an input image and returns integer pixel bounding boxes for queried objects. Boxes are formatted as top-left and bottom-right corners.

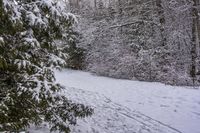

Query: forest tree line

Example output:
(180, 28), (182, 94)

(68, 0), (200, 86)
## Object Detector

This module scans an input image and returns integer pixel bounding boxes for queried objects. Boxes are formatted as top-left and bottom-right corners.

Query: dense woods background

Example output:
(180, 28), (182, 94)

(67, 0), (200, 86)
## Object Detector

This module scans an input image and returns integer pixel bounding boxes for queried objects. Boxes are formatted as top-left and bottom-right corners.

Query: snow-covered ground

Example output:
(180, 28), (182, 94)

(30, 69), (200, 133)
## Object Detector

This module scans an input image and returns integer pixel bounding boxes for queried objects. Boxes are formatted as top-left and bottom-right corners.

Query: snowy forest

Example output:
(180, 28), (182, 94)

(0, 0), (200, 133)
(67, 0), (200, 86)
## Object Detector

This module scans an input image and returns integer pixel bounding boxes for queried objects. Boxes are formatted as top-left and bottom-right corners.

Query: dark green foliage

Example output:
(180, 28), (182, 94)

(66, 42), (85, 70)
(65, 30), (85, 70)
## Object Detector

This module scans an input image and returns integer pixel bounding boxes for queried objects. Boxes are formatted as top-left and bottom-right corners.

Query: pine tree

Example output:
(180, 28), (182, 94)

(0, 0), (93, 132)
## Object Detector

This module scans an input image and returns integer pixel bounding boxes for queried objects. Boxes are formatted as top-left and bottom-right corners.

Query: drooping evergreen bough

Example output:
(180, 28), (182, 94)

(0, 0), (93, 132)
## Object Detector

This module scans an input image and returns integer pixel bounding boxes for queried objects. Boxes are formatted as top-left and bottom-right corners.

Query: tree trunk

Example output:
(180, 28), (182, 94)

(191, 0), (200, 84)
(117, 0), (122, 15)
(94, 0), (97, 9)
(155, 0), (166, 46)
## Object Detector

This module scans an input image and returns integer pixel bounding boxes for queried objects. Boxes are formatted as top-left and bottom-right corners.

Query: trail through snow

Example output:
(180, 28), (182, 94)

(30, 69), (200, 133)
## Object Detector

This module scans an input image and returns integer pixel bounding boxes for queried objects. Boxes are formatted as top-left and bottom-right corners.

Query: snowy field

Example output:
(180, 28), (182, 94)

(30, 69), (200, 133)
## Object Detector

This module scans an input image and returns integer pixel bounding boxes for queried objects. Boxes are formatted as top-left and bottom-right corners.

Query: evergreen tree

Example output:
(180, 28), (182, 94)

(64, 29), (85, 70)
(0, 0), (93, 132)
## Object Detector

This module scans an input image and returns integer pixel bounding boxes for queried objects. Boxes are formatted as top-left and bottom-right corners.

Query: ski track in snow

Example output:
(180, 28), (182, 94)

(29, 69), (200, 133)
(66, 87), (182, 133)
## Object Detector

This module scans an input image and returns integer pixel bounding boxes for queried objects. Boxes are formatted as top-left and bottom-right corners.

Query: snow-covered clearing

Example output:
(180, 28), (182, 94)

(30, 69), (200, 133)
